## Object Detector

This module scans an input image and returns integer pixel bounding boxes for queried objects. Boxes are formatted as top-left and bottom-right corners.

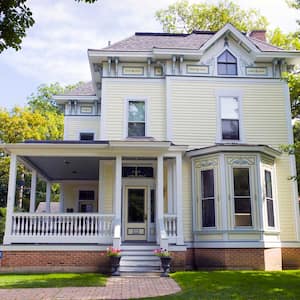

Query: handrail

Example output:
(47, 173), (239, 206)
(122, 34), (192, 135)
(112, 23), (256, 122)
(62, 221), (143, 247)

(158, 218), (169, 250)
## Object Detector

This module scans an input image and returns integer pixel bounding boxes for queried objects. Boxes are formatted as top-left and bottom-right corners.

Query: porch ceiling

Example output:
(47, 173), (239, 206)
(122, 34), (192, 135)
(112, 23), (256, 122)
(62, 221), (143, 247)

(22, 156), (103, 181)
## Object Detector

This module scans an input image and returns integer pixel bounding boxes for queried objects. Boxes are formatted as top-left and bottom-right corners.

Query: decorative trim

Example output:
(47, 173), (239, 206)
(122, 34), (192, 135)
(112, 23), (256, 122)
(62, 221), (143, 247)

(154, 66), (163, 76)
(194, 158), (218, 168)
(246, 66), (268, 76)
(227, 156), (256, 166)
(122, 66), (144, 76)
(186, 64), (209, 74)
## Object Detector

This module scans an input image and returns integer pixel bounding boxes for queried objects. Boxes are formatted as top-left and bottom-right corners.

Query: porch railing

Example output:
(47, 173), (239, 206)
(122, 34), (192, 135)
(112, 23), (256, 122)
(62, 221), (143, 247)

(7, 213), (114, 244)
(164, 214), (177, 243)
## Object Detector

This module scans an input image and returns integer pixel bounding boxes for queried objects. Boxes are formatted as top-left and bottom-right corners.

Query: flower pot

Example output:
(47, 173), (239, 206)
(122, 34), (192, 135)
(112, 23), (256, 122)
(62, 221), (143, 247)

(160, 256), (171, 277)
(110, 256), (121, 276)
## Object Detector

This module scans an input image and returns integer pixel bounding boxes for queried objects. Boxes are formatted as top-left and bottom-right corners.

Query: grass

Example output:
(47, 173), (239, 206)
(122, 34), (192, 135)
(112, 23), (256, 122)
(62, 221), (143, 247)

(0, 273), (107, 289)
(146, 270), (300, 300)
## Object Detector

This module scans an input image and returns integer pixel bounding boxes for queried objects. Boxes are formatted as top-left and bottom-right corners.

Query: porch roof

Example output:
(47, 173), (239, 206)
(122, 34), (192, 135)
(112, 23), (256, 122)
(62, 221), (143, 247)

(0, 140), (188, 181)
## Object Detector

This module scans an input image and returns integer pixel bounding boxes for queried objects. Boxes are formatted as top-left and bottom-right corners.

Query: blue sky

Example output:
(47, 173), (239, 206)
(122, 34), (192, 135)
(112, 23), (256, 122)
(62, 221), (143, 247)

(0, 0), (299, 110)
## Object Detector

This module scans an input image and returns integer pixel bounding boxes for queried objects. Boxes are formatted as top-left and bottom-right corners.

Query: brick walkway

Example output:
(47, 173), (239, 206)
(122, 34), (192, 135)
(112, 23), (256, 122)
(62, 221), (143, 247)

(0, 276), (181, 300)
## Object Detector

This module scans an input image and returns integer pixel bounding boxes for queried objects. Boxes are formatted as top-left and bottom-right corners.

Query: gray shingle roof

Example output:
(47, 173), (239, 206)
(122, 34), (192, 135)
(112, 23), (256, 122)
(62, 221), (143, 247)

(102, 31), (282, 52)
(64, 81), (95, 96)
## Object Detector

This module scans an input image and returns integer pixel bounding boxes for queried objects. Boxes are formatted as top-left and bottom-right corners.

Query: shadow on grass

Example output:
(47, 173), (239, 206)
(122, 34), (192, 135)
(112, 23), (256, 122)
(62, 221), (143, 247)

(144, 270), (300, 300)
(0, 273), (107, 289)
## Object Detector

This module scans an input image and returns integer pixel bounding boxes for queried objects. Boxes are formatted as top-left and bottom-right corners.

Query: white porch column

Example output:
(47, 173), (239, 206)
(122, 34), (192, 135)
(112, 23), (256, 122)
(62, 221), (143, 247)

(59, 183), (64, 213)
(29, 170), (37, 213)
(46, 182), (51, 213)
(114, 156), (122, 220)
(4, 154), (17, 244)
(167, 160), (174, 214)
(156, 155), (164, 244)
(98, 160), (105, 213)
(175, 153), (184, 245)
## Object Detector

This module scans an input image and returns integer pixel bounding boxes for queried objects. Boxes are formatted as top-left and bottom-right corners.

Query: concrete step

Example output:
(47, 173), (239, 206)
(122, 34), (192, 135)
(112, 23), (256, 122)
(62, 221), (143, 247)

(121, 251), (156, 256)
(120, 272), (161, 277)
(121, 245), (158, 251)
(120, 260), (161, 267)
(119, 266), (161, 273)
(121, 255), (159, 261)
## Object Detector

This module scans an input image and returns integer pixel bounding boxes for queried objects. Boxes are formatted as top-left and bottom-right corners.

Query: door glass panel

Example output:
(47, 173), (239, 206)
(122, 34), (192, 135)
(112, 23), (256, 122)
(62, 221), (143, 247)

(128, 189), (145, 223)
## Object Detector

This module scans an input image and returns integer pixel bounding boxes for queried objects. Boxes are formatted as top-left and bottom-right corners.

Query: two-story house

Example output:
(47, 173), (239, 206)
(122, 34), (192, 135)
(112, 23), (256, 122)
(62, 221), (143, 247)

(1, 24), (300, 273)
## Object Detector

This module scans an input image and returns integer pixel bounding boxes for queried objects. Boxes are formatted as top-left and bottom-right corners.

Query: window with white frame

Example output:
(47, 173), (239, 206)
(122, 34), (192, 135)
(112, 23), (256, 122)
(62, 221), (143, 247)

(264, 170), (275, 227)
(128, 100), (146, 137)
(233, 168), (252, 226)
(217, 50), (237, 75)
(200, 169), (215, 227)
(220, 96), (240, 140)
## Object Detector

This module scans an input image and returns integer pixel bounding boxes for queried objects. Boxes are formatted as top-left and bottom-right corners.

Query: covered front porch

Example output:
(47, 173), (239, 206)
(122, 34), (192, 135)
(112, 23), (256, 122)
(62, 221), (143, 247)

(2, 141), (186, 249)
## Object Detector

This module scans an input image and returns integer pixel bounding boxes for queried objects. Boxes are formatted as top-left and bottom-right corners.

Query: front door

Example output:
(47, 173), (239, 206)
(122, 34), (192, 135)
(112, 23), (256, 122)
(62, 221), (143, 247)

(125, 187), (147, 240)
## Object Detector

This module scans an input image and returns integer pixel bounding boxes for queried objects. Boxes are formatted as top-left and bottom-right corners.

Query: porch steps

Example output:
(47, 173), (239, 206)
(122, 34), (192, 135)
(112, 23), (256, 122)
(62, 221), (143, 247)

(120, 244), (161, 276)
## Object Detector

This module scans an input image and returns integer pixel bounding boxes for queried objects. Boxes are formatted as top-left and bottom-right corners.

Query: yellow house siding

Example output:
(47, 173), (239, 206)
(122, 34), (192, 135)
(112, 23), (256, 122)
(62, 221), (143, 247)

(102, 78), (166, 140)
(276, 155), (297, 240)
(182, 158), (193, 241)
(170, 78), (288, 148)
(64, 116), (101, 140)
(103, 161), (114, 214)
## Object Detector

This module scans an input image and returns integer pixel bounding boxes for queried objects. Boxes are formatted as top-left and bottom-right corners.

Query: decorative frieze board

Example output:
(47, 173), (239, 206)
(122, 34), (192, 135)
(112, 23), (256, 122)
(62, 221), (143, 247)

(226, 156), (256, 166)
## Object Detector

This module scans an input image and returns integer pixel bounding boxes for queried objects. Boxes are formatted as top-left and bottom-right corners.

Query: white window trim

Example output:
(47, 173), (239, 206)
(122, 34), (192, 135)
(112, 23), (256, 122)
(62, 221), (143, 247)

(124, 98), (149, 138)
(216, 89), (244, 143)
(261, 164), (279, 231)
(79, 131), (95, 141)
(214, 46), (240, 77)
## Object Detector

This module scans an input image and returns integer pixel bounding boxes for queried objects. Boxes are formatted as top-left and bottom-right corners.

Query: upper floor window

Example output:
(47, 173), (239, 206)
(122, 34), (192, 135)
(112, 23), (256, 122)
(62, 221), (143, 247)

(128, 100), (145, 137)
(220, 96), (240, 140)
(217, 50), (237, 75)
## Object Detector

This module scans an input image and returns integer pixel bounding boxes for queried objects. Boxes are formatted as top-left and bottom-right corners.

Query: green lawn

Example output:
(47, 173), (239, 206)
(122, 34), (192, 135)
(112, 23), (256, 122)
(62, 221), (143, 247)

(147, 270), (300, 300)
(0, 273), (107, 289)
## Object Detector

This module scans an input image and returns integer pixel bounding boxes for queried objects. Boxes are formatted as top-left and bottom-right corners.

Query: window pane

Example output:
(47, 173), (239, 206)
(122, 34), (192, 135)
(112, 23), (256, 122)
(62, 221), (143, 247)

(267, 199), (275, 227)
(80, 132), (94, 141)
(202, 199), (215, 227)
(222, 120), (239, 140)
(128, 189), (145, 223)
(79, 190), (95, 200)
(235, 214), (252, 226)
(226, 51), (237, 63)
(218, 51), (227, 62)
(128, 122), (145, 137)
(265, 170), (273, 198)
(129, 101), (145, 122)
(218, 63), (227, 75)
(227, 64), (237, 75)
(233, 168), (250, 196)
(221, 97), (239, 119)
(234, 197), (251, 213)
(201, 169), (214, 198)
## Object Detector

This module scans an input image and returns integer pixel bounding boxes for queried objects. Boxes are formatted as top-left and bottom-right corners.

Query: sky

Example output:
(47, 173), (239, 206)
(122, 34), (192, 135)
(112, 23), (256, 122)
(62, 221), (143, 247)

(0, 0), (299, 109)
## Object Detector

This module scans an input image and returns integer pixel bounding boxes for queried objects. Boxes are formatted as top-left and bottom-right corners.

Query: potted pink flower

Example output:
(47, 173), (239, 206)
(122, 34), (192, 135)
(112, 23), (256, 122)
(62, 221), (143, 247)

(107, 247), (121, 276)
(154, 248), (171, 277)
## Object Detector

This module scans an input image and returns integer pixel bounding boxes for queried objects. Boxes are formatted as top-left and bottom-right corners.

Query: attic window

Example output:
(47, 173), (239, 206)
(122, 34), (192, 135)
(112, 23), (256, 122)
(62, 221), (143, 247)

(217, 50), (237, 75)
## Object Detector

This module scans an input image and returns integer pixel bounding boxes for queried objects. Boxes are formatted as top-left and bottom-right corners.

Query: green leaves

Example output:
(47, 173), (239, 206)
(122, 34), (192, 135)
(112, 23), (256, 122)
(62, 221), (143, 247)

(155, 0), (268, 33)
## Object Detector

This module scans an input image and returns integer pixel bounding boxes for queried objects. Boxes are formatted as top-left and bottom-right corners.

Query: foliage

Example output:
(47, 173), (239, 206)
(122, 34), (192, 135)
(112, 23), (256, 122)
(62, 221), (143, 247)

(0, 0), (98, 53)
(155, 0), (268, 34)
(282, 72), (300, 118)
(0, 0), (35, 53)
(0, 207), (6, 244)
(0, 273), (107, 289)
(269, 28), (300, 50)
(145, 271), (300, 299)
(106, 247), (121, 257)
(286, 0), (300, 25)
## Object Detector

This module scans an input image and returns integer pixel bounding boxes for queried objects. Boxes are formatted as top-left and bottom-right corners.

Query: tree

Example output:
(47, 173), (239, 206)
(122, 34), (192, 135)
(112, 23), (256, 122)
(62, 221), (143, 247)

(269, 28), (300, 50)
(0, 82), (78, 209)
(0, 0), (98, 53)
(155, 0), (268, 34)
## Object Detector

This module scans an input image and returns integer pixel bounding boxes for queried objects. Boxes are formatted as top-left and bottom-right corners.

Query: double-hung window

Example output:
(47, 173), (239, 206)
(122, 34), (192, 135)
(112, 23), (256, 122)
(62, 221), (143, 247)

(264, 170), (275, 227)
(200, 169), (215, 227)
(220, 96), (240, 140)
(217, 50), (237, 75)
(128, 100), (146, 137)
(233, 168), (252, 226)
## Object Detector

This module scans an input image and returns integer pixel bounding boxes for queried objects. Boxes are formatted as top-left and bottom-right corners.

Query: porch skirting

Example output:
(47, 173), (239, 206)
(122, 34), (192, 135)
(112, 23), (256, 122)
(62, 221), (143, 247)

(2, 247), (300, 273)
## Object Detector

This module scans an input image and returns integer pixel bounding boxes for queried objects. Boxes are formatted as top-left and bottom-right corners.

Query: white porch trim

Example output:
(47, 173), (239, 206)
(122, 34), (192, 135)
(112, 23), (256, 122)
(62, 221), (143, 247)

(29, 170), (37, 213)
